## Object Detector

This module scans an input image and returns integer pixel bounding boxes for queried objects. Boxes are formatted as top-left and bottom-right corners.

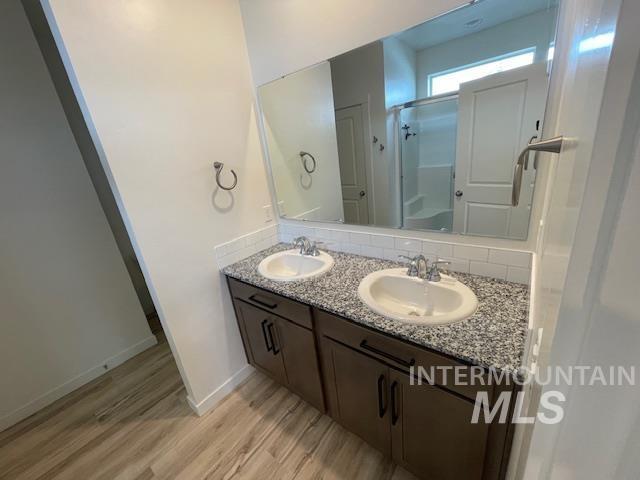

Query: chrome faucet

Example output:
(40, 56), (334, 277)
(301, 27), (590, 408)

(292, 236), (311, 255)
(399, 254), (428, 279)
(307, 241), (324, 257)
(427, 260), (451, 282)
(293, 236), (324, 256)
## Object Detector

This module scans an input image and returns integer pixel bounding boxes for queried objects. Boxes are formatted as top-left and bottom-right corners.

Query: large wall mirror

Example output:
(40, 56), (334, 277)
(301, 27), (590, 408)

(259, 0), (559, 240)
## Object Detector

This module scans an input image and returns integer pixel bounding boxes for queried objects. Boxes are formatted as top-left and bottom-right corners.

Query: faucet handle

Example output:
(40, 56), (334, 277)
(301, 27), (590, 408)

(432, 260), (450, 267)
(292, 236), (310, 254)
(427, 260), (451, 282)
(309, 241), (326, 256)
(398, 255), (423, 277)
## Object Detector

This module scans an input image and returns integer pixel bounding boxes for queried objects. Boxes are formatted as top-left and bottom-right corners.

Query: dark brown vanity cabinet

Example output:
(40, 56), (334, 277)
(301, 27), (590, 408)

(388, 369), (490, 480)
(316, 309), (514, 480)
(226, 277), (515, 480)
(320, 337), (489, 479)
(234, 300), (287, 384)
(322, 337), (392, 455)
(228, 278), (325, 411)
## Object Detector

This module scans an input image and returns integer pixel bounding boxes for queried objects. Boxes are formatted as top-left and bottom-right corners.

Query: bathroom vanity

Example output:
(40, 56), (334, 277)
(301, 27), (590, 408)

(223, 244), (529, 480)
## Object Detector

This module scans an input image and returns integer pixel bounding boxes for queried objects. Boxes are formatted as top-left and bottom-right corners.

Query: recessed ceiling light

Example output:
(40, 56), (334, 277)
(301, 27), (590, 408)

(465, 18), (483, 28)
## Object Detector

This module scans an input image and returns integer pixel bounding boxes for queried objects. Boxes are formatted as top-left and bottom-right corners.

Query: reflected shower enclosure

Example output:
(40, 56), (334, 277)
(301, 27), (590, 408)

(400, 96), (458, 232)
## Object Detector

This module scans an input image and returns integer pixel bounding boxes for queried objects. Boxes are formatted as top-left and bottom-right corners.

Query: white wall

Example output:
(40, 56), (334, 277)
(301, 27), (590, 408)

(383, 37), (418, 226)
(415, 8), (558, 98)
(536, 87), (640, 479)
(330, 42), (393, 226)
(22, 0), (156, 317)
(42, 0), (275, 411)
(0, 0), (155, 431)
(383, 37), (417, 108)
(260, 63), (344, 222)
(240, 0), (467, 86)
(505, 0), (632, 476)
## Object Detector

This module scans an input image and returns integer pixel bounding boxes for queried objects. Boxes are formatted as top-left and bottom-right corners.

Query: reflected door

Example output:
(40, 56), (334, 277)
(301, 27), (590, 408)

(453, 63), (547, 239)
(335, 105), (369, 225)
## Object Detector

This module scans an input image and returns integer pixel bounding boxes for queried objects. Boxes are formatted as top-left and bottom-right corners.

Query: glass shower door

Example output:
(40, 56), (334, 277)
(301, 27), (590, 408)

(399, 98), (457, 232)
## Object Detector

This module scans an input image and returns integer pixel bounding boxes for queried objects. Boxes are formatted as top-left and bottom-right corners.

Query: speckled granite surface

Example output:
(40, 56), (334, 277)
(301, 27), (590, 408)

(223, 244), (530, 373)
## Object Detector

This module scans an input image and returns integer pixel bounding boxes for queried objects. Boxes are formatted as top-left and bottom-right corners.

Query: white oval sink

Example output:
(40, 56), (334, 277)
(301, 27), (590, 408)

(258, 249), (334, 282)
(358, 268), (478, 326)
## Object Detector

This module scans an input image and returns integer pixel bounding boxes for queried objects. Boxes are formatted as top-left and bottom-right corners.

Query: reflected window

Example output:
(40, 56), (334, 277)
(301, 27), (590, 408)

(579, 32), (614, 53)
(428, 48), (536, 96)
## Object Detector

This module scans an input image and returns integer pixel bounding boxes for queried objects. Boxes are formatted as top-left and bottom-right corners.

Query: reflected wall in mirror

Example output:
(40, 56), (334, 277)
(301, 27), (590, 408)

(259, 0), (559, 240)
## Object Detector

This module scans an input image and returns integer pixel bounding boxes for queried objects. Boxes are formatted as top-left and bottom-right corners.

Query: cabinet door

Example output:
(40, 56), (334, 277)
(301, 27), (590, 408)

(236, 301), (286, 384)
(390, 369), (489, 480)
(323, 339), (391, 455)
(275, 317), (325, 412)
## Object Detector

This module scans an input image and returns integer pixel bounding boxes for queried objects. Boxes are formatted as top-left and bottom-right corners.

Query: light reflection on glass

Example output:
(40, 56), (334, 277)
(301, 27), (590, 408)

(579, 32), (615, 53)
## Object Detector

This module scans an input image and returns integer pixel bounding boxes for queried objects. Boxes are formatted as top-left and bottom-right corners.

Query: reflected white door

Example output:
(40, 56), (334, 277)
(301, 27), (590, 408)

(453, 63), (548, 239)
(335, 105), (369, 224)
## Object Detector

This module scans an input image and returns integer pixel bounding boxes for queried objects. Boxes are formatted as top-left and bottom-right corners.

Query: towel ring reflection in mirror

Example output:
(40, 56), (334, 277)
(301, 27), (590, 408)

(299, 151), (316, 174)
(214, 162), (238, 191)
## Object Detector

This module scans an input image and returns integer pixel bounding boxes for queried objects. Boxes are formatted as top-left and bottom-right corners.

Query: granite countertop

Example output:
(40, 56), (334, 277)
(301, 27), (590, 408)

(223, 244), (530, 373)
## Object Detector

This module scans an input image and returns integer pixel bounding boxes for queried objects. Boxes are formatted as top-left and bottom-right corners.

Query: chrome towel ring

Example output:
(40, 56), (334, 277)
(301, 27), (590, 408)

(299, 151), (316, 174)
(214, 162), (238, 191)
(512, 136), (564, 206)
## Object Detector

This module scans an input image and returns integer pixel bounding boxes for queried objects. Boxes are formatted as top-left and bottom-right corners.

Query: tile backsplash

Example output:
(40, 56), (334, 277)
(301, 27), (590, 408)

(214, 223), (532, 285)
(215, 224), (278, 269)
(278, 224), (532, 285)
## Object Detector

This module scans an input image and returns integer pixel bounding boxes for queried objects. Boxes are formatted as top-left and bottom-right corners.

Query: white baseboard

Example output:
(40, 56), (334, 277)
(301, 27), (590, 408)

(187, 364), (255, 416)
(0, 335), (158, 433)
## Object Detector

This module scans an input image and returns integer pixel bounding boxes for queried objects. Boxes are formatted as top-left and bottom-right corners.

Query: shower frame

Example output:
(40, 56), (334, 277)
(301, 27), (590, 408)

(392, 92), (459, 229)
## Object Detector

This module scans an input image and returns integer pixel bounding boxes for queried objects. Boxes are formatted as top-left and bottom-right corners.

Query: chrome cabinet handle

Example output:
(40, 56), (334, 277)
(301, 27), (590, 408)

(512, 136), (565, 206)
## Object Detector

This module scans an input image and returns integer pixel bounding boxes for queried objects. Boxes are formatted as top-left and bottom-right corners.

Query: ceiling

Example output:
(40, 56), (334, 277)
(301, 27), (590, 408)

(394, 0), (559, 51)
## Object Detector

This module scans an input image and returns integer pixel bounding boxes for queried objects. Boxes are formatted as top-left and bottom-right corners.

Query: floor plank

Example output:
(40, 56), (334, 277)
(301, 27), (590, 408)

(0, 336), (417, 480)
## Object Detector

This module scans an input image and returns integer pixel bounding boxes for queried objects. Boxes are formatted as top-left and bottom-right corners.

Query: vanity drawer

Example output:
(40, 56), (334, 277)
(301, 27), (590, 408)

(227, 277), (312, 329)
(315, 309), (496, 403)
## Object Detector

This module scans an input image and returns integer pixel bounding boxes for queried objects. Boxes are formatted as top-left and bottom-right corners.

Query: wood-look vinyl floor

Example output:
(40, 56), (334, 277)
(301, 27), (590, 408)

(0, 336), (418, 480)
